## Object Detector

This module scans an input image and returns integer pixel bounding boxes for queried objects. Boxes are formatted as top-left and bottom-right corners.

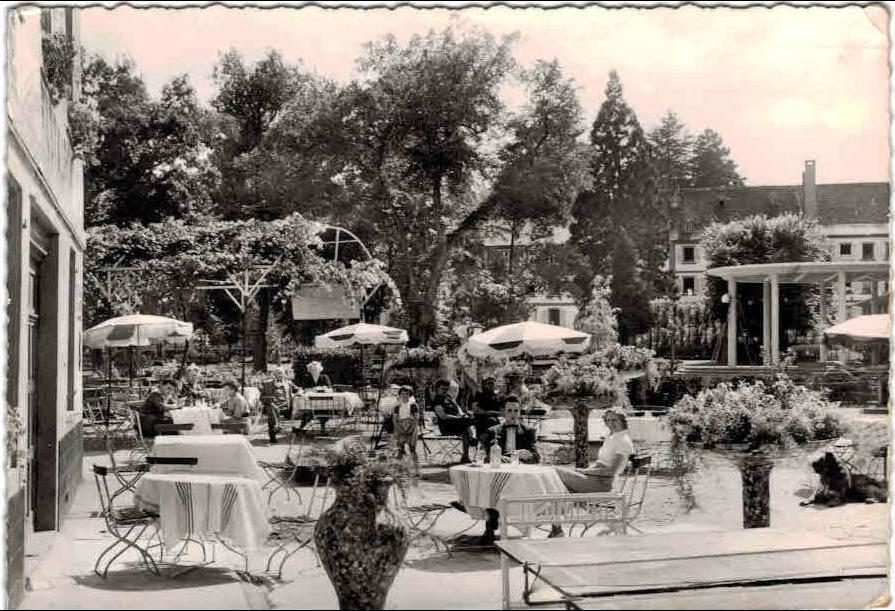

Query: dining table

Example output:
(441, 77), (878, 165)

(170, 405), (224, 435)
(149, 434), (263, 479)
(449, 463), (568, 520)
(134, 472), (270, 571)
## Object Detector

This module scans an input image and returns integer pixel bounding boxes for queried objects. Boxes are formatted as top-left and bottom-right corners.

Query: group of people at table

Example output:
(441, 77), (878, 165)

(388, 376), (635, 544)
(135, 361), (332, 440)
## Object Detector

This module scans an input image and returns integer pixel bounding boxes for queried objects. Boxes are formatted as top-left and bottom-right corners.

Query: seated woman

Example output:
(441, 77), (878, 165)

(549, 409), (633, 538)
(177, 364), (204, 403)
(555, 409), (633, 493)
(137, 378), (177, 439)
(217, 379), (251, 434)
(431, 378), (475, 464)
(299, 361), (332, 389)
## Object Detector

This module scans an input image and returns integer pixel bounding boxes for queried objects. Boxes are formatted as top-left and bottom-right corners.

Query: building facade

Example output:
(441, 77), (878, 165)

(481, 160), (888, 333)
(669, 160), (890, 310)
(6, 7), (84, 608)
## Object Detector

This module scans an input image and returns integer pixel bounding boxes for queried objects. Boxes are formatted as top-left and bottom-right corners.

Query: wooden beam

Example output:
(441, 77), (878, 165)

(762, 281), (771, 365)
(819, 280), (828, 362)
(838, 271), (848, 322)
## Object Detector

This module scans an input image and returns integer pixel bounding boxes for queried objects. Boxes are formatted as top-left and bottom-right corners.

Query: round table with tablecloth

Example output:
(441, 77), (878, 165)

(449, 464), (568, 520)
(291, 391), (365, 418)
(149, 434), (263, 479)
(134, 472), (270, 568)
(170, 406), (223, 435)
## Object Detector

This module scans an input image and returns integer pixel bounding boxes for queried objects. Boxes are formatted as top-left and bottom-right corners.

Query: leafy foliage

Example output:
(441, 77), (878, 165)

(669, 375), (846, 451)
(574, 275), (618, 350)
(690, 128), (744, 188)
(41, 33), (77, 104)
(309, 440), (408, 505)
(648, 295), (721, 358)
(543, 354), (629, 404)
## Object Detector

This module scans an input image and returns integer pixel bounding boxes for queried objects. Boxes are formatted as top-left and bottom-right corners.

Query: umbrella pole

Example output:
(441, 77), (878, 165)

(241, 310), (247, 390)
(106, 347), (115, 468)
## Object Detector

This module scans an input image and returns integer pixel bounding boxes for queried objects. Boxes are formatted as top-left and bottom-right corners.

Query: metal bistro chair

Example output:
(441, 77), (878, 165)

(257, 427), (305, 504)
(602, 452), (653, 535)
(93, 463), (163, 578)
(498, 492), (628, 608)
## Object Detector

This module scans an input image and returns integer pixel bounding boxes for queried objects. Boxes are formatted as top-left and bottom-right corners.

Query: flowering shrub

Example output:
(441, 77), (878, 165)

(593, 344), (655, 371)
(6, 405), (23, 469)
(310, 440), (408, 506)
(669, 375), (846, 452)
(387, 346), (446, 369)
(543, 354), (628, 404)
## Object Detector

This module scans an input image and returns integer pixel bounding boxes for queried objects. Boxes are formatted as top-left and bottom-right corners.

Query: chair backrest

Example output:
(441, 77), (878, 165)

(129, 407), (147, 449)
(616, 453), (652, 522)
(146, 456), (198, 466)
(498, 493), (627, 538)
(308, 395), (335, 410)
(154, 423), (194, 435)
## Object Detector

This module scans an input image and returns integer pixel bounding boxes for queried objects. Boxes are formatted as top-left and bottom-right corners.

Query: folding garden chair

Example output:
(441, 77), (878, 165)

(258, 427), (305, 504)
(92, 464), (162, 578)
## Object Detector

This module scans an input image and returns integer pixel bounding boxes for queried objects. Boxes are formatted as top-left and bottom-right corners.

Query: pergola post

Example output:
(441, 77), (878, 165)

(819, 280), (828, 362)
(837, 271), (848, 323)
(762, 281), (771, 365)
(727, 277), (737, 367)
(870, 281), (879, 313)
(770, 274), (780, 365)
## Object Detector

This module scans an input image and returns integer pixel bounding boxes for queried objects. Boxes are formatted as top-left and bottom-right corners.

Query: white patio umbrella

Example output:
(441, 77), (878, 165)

(314, 322), (409, 348)
(465, 320), (591, 359)
(823, 314), (891, 346)
(84, 314), (194, 349)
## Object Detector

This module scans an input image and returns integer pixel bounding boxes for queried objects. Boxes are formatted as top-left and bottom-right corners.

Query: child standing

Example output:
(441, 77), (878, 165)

(392, 385), (422, 478)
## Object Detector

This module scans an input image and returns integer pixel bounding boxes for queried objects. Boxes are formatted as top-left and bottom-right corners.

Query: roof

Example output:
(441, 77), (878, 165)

(672, 182), (889, 236)
(815, 183), (890, 225)
(705, 260), (889, 284)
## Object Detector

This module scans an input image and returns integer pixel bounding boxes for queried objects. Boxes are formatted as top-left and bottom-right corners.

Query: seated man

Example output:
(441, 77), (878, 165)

(217, 379), (251, 434)
(477, 398), (541, 543)
(137, 378), (177, 439)
(472, 376), (504, 447)
(549, 409), (633, 537)
(431, 378), (476, 464)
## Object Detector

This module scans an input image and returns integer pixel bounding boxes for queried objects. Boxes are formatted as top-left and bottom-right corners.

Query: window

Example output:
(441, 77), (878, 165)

(548, 308), (561, 326)
(682, 276), (696, 295)
(862, 243), (875, 261)
(681, 246), (696, 263)
(839, 243), (852, 257)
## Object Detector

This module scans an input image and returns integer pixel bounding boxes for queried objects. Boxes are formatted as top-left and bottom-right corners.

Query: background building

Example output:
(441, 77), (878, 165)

(6, 7), (84, 607)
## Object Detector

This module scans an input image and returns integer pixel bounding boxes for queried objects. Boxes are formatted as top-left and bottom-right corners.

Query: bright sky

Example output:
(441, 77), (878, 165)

(79, 3), (890, 186)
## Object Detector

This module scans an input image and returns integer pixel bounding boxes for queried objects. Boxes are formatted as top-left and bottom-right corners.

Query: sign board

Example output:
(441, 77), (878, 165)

(291, 284), (360, 321)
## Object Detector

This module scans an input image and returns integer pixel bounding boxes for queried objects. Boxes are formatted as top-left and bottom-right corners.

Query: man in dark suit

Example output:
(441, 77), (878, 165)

(454, 397), (541, 544)
(480, 396), (540, 464)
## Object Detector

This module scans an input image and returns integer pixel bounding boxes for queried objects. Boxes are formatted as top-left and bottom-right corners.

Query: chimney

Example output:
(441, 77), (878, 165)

(802, 160), (817, 219)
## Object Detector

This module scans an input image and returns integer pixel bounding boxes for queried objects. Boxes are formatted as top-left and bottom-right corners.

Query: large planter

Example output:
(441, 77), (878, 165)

(554, 396), (614, 468)
(314, 476), (409, 610)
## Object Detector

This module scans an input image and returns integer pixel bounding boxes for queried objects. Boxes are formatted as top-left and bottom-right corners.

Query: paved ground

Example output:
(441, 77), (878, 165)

(21, 411), (891, 610)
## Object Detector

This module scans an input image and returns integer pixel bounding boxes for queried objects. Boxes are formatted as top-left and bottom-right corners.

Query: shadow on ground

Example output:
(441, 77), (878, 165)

(72, 566), (237, 591)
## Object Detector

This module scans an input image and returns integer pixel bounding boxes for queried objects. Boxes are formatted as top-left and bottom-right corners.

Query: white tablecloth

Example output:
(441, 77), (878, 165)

(170, 406), (223, 435)
(291, 392), (364, 417)
(449, 464), (567, 520)
(134, 473), (270, 556)
(150, 435), (263, 479)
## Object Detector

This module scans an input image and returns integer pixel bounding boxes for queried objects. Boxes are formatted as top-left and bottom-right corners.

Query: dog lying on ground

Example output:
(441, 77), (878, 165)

(800, 452), (888, 507)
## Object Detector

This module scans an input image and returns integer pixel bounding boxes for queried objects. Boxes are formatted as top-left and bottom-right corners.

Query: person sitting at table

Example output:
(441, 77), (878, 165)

(555, 409), (633, 493)
(299, 360), (332, 389)
(270, 366), (297, 416)
(472, 376), (504, 448)
(431, 378), (475, 464)
(137, 378), (177, 439)
(451, 398), (541, 544)
(479, 397), (541, 464)
(217, 379), (251, 435)
(178, 364), (204, 403)
(392, 385), (423, 478)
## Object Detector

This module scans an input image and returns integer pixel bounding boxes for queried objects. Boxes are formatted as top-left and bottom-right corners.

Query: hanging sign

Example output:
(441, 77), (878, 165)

(291, 284), (360, 320)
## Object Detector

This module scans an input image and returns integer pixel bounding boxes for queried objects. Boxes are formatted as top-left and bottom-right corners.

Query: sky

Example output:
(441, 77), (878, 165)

(78, 2), (891, 186)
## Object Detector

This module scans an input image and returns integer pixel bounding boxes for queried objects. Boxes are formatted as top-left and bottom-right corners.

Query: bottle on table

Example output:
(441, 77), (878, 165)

(489, 438), (502, 467)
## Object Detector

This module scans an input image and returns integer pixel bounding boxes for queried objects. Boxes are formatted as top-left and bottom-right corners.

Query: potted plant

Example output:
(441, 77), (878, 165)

(543, 354), (629, 467)
(668, 374), (847, 528)
(313, 441), (410, 610)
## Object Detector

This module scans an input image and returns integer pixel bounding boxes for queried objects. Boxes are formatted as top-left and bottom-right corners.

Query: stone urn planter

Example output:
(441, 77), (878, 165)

(552, 396), (615, 468)
(313, 445), (409, 610)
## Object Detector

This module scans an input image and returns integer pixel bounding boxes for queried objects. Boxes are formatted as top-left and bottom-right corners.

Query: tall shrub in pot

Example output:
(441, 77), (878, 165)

(668, 375), (846, 528)
(313, 442), (409, 610)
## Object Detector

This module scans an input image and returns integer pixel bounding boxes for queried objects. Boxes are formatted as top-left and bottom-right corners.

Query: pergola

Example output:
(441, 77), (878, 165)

(705, 261), (890, 366)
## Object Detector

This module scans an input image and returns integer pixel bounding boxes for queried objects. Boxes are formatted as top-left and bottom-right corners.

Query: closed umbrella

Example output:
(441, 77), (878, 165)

(465, 321), (591, 359)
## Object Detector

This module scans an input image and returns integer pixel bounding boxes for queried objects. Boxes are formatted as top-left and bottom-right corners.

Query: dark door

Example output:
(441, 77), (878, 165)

(26, 261), (40, 519)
